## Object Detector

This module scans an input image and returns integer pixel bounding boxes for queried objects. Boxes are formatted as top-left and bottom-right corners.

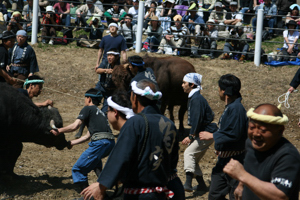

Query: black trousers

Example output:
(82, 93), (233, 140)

(208, 153), (245, 200)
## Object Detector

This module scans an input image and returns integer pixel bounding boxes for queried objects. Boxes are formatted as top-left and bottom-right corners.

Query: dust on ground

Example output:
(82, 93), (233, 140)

(1, 44), (300, 200)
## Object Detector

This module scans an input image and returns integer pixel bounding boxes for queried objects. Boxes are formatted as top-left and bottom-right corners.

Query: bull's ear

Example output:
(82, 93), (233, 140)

(48, 105), (52, 110)
(50, 120), (57, 129)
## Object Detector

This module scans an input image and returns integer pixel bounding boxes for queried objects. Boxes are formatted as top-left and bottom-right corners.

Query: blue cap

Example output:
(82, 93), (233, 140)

(16, 30), (27, 37)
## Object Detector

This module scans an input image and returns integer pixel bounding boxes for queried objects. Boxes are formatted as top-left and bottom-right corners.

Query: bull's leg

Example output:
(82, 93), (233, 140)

(159, 101), (167, 116)
(178, 104), (187, 134)
(0, 141), (23, 175)
(168, 104), (175, 122)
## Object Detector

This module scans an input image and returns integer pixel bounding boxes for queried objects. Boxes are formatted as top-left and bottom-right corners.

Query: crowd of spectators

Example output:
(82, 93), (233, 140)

(1, 0), (300, 61)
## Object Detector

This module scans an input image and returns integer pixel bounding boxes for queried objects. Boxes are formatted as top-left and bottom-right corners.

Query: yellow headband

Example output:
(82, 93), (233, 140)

(247, 108), (289, 125)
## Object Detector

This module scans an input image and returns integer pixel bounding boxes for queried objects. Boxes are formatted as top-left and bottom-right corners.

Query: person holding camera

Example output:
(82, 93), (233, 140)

(7, 11), (24, 34)
(41, 5), (61, 45)
(192, 19), (218, 59)
(104, 1), (127, 25)
(252, 0), (277, 38)
(78, 14), (103, 48)
(74, 0), (103, 31)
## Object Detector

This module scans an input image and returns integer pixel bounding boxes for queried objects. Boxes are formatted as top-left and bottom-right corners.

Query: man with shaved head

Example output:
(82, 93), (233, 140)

(224, 104), (300, 200)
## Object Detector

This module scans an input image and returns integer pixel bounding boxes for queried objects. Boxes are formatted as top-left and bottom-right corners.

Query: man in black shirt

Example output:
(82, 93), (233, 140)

(51, 88), (115, 191)
(224, 104), (300, 200)
(0, 30), (15, 84)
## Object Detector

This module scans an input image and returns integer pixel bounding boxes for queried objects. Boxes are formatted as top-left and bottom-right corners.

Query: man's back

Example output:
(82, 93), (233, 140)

(98, 105), (179, 189)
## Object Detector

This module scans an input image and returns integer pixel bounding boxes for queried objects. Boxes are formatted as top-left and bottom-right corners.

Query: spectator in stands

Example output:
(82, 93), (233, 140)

(221, 26), (249, 62)
(93, 0), (104, 12)
(123, 0), (133, 13)
(74, 0), (103, 30)
(199, 19), (218, 59)
(277, 20), (299, 61)
(7, 11), (24, 34)
(41, 5), (61, 45)
(157, 14), (188, 55)
(218, 0), (230, 11)
(239, 0), (254, 14)
(104, 1), (127, 25)
(252, 0), (277, 37)
(224, 1), (243, 31)
(22, 0), (41, 33)
(144, 1), (160, 29)
(78, 14), (103, 48)
(6, 0), (23, 12)
(39, 0), (49, 12)
(0, 0), (8, 24)
(142, 15), (163, 52)
(286, 4), (300, 26)
(128, 0), (140, 25)
(160, 0), (176, 19)
(119, 13), (136, 49)
(203, 0), (216, 22)
(209, 2), (227, 31)
(182, 1), (205, 44)
(53, 0), (71, 28)
(277, 0), (296, 24)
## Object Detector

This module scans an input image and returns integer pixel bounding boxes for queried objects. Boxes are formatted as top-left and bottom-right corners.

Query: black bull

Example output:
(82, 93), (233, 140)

(112, 55), (196, 132)
(0, 83), (69, 175)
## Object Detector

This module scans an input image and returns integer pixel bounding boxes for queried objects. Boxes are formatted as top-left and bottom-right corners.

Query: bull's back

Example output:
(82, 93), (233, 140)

(145, 57), (196, 104)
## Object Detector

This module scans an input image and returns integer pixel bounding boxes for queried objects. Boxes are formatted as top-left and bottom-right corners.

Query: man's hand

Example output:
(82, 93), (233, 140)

(288, 86), (295, 93)
(6, 65), (10, 71)
(182, 136), (191, 145)
(112, 17), (119, 22)
(44, 99), (53, 106)
(223, 158), (246, 181)
(165, 35), (173, 41)
(50, 129), (60, 136)
(234, 182), (244, 200)
(81, 182), (105, 200)
(199, 131), (213, 140)
(287, 46), (293, 54)
(106, 69), (113, 74)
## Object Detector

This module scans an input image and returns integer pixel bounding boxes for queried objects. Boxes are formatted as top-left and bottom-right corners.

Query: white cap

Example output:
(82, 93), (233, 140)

(206, 19), (215, 24)
(165, 0), (175, 4)
(108, 22), (119, 29)
(46, 5), (54, 13)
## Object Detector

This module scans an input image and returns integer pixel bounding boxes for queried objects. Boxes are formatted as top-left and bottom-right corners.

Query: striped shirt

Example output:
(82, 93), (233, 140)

(163, 24), (188, 41)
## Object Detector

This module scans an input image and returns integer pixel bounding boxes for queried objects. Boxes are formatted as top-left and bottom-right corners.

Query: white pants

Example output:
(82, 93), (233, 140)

(184, 137), (214, 176)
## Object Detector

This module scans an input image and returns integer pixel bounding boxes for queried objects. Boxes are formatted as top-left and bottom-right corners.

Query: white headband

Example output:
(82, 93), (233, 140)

(131, 81), (162, 100)
(107, 51), (120, 55)
(107, 96), (135, 119)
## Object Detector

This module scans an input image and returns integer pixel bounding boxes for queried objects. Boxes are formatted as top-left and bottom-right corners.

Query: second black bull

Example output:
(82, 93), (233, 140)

(112, 55), (196, 133)
(0, 83), (70, 177)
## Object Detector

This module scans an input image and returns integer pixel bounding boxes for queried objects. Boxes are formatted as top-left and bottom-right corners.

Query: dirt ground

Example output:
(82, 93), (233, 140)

(1, 44), (300, 200)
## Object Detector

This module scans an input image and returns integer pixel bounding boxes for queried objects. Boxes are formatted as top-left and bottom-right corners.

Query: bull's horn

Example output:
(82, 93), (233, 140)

(50, 120), (57, 129)
(48, 105), (52, 110)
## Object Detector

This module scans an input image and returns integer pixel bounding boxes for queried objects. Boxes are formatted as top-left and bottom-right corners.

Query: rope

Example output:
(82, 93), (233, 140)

(278, 91), (290, 109)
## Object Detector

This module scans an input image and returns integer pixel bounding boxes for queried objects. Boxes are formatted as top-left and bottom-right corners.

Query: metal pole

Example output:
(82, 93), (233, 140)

(31, 0), (39, 44)
(135, 0), (144, 53)
(254, 9), (263, 67)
